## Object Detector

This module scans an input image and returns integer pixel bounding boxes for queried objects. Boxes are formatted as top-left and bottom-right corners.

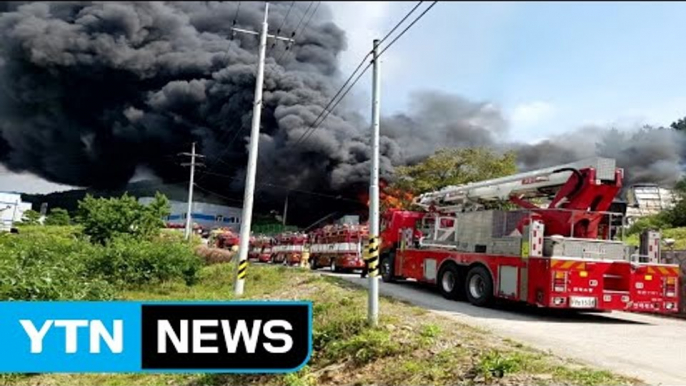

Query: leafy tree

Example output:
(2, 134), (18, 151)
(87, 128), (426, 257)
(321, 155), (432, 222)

(76, 192), (170, 244)
(391, 147), (517, 195)
(670, 117), (686, 132)
(660, 177), (686, 227)
(19, 209), (41, 225)
(45, 208), (71, 226)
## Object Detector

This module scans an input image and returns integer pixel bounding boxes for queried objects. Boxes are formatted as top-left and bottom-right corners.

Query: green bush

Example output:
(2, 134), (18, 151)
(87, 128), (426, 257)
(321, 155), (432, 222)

(76, 193), (170, 244)
(626, 213), (671, 235)
(87, 235), (202, 286)
(45, 208), (71, 226)
(19, 209), (41, 225)
(0, 231), (114, 300)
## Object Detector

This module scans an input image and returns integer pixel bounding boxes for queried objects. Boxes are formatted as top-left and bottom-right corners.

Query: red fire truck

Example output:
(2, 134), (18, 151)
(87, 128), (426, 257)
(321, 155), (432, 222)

(308, 223), (368, 272)
(248, 235), (271, 261)
(378, 157), (680, 314)
(209, 228), (240, 250)
(271, 232), (309, 265)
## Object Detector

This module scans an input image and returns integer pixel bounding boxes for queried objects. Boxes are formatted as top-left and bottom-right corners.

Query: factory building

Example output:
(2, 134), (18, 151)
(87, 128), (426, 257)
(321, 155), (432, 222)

(0, 192), (32, 231)
(138, 197), (242, 231)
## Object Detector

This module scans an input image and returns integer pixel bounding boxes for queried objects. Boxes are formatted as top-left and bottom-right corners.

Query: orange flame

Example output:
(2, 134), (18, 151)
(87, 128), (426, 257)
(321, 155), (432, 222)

(358, 179), (414, 210)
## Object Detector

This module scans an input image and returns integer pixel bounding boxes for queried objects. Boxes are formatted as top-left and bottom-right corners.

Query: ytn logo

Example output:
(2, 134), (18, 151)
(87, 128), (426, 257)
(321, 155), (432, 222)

(0, 301), (311, 373)
(20, 320), (123, 354)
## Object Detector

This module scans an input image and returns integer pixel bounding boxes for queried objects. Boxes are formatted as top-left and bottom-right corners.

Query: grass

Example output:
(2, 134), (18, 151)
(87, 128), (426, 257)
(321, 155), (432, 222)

(2, 263), (640, 386)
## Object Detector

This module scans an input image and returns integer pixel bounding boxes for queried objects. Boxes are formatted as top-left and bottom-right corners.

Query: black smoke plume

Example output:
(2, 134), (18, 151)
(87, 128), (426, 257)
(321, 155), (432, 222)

(1, 2), (684, 227)
(0, 1), (394, 192)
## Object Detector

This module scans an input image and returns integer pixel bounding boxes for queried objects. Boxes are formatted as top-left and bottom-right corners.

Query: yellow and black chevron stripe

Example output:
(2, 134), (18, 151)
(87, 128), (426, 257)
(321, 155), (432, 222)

(237, 259), (249, 280)
(367, 236), (380, 277)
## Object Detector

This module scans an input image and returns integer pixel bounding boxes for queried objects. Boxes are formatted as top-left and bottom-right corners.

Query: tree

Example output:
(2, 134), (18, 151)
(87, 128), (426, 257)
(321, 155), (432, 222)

(19, 209), (41, 225)
(45, 208), (71, 226)
(76, 192), (171, 244)
(391, 147), (517, 195)
(670, 117), (686, 132)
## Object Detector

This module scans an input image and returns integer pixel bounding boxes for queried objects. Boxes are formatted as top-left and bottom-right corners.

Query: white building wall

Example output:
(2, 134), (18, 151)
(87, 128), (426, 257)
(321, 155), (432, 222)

(138, 197), (242, 231)
(0, 192), (32, 231)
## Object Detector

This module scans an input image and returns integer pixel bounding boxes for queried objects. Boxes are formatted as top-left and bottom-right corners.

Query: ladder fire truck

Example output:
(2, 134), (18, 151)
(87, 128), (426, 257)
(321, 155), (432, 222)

(271, 231), (309, 266)
(378, 157), (681, 313)
(308, 223), (368, 272)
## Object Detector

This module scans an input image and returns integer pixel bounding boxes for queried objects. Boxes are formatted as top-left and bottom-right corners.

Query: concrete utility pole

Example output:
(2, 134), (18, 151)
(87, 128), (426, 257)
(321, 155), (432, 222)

(180, 142), (204, 240)
(234, 2), (294, 296)
(282, 191), (289, 226)
(367, 39), (381, 326)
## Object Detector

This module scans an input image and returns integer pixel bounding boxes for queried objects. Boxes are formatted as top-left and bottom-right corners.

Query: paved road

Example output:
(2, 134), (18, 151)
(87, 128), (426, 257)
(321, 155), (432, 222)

(323, 271), (686, 385)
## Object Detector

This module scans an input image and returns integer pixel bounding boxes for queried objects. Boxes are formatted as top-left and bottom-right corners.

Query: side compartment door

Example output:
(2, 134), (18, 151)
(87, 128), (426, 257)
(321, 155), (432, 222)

(519, 220), (544, 302)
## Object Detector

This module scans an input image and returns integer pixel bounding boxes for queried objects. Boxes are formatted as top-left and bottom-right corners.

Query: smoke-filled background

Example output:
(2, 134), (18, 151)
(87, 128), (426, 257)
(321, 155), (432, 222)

(1, 2), (685, 225)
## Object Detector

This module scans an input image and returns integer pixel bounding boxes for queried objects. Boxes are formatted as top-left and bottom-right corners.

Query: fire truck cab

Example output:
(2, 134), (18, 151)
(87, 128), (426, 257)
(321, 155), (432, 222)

(379, 157), (680, 314)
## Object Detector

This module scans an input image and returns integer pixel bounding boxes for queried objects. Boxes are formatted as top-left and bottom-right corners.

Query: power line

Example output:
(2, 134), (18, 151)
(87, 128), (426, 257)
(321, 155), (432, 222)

(275, 1), (295, 34)
(378, 1), (438, 59)
(274, 1), (317, 63)
(231, 1), (242, 36)
(379, 1), (424, 45)
(289, 1), (436, 149)
(193, 183), (244, 204)
(256, 1), (436, 195)
(298, 1), (321, 38)
(200, 170), (363, 204)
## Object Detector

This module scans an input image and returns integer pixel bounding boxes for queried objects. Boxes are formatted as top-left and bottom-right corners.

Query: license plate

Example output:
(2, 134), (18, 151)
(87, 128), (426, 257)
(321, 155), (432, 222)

(570, 296), (597, 309)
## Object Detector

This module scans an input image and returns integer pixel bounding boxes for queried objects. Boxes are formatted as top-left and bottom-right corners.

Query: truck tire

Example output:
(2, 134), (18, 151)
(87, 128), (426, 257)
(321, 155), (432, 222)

(380, 253), (396, 283)
(310, 257), (319, 270)
(465, 266), (494, 307)
(330, 259), (339, 273)
(437, 263), (463, 300)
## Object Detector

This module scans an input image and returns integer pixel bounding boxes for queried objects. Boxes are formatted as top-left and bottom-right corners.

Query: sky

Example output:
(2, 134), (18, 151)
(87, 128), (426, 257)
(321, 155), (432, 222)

(331, 1), (686, 141)
(4, 1), (686, 193)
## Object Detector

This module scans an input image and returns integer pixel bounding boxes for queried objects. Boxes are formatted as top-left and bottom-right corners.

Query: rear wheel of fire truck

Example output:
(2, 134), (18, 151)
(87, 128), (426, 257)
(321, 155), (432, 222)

(380, 253), (396, 283)
(330, 259), (339, 273)
(437, 263), (464, 300)
(465, 266), (494, 307)
(309, 256), (319, 270)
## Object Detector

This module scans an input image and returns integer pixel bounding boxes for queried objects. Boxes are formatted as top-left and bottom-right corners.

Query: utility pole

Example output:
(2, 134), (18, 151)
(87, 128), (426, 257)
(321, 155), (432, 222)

(367, 39), (381, 326)
(233, 2), (294, 296)
(282, 191), (289, 226)
(180, 142), (205, 240)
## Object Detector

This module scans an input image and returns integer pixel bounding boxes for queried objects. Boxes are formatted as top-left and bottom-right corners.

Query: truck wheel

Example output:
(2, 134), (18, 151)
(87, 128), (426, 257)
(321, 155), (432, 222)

(437, 264), (463, 300)
(465, 266), (494, 307)
(310, 257), (319, 270)
(330, 259), (338, 273)
(380, 253), (395, 283)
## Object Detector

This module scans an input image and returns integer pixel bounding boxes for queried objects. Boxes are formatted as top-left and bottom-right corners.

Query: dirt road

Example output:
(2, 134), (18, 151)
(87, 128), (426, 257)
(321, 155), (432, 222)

(325, 271), (686, 385)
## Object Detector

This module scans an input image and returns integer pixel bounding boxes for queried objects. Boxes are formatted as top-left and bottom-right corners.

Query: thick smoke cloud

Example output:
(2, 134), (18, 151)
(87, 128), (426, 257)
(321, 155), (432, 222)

(0, 1), (397, 191)
(0, 0), (684, 205)
(513, 125), (686, 186)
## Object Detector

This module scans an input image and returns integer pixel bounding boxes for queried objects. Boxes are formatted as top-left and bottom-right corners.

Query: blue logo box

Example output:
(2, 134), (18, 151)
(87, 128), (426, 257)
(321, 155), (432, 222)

(0, 301), (312, 373)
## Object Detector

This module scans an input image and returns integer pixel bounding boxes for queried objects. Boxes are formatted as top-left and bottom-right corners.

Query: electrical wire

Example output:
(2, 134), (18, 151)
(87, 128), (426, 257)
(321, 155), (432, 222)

(288, 1), (437, 149)
(193, 183), (244, 204)
(274, 1), (317, 63)
(379, 1), (424, 45)
(201, 170), (363, 204)
(267, 1), (295, 55)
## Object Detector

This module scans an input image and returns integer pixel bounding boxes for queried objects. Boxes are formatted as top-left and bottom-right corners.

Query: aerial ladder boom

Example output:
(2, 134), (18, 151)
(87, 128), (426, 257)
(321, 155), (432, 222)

(414, 157), (619, 212)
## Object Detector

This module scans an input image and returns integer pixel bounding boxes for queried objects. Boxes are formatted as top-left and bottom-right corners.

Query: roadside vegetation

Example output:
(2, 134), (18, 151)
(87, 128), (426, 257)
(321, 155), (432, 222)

(0, 193), (638, 386)
(625, 178), (686, 248)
